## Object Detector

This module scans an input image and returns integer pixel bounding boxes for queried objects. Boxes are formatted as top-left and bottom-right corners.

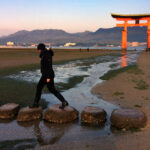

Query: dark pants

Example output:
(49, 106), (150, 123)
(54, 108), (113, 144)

(34, 76), (66, 104)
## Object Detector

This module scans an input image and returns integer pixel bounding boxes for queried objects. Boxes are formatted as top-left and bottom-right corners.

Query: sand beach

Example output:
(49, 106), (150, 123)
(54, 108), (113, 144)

(91, 51), (150, 150)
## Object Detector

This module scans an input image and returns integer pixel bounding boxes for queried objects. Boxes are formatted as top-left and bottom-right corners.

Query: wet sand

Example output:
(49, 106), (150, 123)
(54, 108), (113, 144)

(91, 51), (150, 150)
(0, 48), (118, 69)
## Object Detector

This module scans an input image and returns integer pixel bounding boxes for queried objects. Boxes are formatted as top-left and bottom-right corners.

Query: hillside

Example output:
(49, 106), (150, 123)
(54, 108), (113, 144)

(0, 27), (147, 46)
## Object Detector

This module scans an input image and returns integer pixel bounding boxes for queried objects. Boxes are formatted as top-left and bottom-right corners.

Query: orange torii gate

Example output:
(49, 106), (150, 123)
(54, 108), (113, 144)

(111, 13), (150, 51)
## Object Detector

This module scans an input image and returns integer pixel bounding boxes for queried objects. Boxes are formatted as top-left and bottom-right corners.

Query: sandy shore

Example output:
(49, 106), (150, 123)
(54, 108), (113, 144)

(91, 51), (150, 149)
(92, 51), (150, 123)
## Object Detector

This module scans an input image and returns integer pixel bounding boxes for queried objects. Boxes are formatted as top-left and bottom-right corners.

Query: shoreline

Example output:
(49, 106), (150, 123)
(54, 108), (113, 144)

(89, 51), (150, 149)
(92, 51), (150, 126)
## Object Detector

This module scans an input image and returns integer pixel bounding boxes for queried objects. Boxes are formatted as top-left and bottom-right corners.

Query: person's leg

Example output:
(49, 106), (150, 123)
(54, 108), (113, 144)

(47, 78), (68, 108)
(32, 76), (46, 107)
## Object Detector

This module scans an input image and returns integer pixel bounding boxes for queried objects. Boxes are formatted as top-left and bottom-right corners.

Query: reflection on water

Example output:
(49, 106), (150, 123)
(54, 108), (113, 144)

(121, 51), (127, 68)
(0, 119), (110, 149)
(0, 51), (140, 149)
(18, 120), (71, 146)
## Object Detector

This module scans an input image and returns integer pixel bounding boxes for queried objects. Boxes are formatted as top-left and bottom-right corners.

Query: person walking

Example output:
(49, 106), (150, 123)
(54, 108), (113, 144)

(31, 43), (69, 109)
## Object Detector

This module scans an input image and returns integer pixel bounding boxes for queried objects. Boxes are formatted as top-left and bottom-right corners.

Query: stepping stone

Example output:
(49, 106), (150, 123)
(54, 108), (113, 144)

(44, 104), (79, 123)
(111, 108), (147, 129)
(0, 103), (20, 119)
(17, 107), (42, 122)
(81, 106), (107, 125)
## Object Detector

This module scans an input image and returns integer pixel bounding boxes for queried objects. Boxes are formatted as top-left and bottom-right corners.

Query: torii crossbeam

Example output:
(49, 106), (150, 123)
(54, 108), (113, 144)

(111, 13), (150, 51)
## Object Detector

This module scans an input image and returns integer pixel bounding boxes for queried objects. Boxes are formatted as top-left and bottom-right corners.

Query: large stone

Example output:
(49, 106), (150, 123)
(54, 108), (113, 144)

(0, 103), (20, 119)
(111, 108), (147, 129)
(81, 106), (107, 125)
(17, 107), (42, 122)
(44, 104), (79, 123)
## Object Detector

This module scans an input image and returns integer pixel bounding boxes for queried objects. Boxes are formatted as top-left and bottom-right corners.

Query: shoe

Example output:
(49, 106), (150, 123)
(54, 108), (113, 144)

(29, 103), (39, 108)
(59, 101), (69, 109)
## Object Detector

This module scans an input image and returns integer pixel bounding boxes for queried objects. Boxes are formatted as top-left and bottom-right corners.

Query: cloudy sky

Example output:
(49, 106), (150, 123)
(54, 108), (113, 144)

(0, 0), (149, 36)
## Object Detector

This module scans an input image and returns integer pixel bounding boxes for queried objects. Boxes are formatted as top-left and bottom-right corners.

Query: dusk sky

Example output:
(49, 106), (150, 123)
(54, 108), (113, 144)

(0, 0), (150, 36)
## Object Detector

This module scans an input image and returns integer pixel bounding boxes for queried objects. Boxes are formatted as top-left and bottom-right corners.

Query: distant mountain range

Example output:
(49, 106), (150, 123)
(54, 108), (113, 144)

(0, 27), (147, 46)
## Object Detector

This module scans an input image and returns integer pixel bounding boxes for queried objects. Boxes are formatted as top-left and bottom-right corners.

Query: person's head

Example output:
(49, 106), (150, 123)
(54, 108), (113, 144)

(37, 43), (46, 53)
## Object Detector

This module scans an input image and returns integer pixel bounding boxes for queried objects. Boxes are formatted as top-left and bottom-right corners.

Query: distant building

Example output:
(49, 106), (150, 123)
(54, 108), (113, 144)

(132, 42), (139, 47)
(64, 42), (76, 47)
(31, 44), (36, 47)
(106, 44), (114, 47)
(6, 41), (14, 46)
(139, 42), (147, 46)
(128, 42), (139, 47)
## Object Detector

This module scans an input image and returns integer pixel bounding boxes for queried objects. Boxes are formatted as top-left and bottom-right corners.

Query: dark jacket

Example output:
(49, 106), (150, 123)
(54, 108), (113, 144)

(40, 49), (55, 78)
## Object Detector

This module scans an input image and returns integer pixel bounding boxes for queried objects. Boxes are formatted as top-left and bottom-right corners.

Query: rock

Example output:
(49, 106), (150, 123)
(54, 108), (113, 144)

(17, 107), (42, 122)
(0, 103), (20, 119)
(44, 104), (79, 123)
(81, 106), (107, 125)
(111, 108), (147, 129)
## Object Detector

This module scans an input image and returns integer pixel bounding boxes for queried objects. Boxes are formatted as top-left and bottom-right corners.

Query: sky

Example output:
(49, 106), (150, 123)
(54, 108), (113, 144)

(0, 0), (150, 36)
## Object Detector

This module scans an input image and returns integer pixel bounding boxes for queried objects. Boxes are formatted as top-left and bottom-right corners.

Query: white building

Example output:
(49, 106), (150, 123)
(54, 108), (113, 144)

(6, 41), (14, 46)
(64, 42), (76, 47)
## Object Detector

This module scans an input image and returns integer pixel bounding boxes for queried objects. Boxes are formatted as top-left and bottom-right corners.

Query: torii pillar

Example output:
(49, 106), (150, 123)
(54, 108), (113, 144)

(147, 20), (150, 51)
(122, 21), (127, 50)
(111, 13), (150, 51)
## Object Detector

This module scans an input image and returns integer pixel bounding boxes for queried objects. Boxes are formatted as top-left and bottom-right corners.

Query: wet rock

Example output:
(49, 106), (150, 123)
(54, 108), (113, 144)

(44, 104), (79, 123)
(0, 103), (20, 119)
(17, 107), (42, 122)
(111, 108), (147, 129)
(81, 106), (107, 125)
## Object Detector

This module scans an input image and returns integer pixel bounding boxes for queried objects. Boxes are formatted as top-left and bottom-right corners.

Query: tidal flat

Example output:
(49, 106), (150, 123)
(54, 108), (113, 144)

(0, 48), (141, 150)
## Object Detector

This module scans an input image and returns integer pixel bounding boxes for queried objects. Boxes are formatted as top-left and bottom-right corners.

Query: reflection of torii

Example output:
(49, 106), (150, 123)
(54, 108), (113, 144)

(121, 51), (127, 68)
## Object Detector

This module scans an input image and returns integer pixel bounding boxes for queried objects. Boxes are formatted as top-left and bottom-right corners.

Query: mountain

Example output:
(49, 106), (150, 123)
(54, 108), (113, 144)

(93, 27), (147, 42)
(0, 27), (147, 46)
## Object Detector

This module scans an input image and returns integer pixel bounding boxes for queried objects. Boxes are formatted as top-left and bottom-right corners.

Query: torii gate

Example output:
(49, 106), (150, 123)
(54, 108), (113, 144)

(111, 13), (150, 51)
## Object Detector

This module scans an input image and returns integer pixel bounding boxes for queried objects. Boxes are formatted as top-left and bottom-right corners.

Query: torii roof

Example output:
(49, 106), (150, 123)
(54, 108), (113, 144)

(111, 13), (150, 19)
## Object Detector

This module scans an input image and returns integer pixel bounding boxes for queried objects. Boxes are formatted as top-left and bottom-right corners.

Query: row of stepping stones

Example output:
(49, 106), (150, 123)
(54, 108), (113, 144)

(0, 103), (147, 129)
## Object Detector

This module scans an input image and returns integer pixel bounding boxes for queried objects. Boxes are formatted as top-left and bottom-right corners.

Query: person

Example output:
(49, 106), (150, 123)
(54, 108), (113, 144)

(31, 43), (69, 109)
(87, 48), (89, 52)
